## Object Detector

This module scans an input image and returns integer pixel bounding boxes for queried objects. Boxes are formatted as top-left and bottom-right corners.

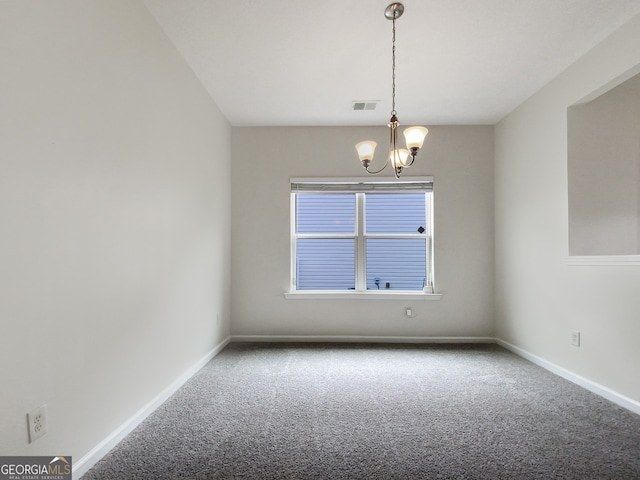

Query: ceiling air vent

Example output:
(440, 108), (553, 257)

(352, 101), (378, 111)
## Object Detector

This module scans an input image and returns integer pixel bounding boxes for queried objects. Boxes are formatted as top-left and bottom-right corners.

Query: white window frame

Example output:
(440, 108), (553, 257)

(286, 177), (441, 300)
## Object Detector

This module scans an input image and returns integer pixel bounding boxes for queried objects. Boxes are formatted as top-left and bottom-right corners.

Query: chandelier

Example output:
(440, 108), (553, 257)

(355, 2), (428, 179)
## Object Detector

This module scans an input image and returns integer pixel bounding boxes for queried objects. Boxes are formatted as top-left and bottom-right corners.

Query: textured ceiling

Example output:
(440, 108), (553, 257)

(143, 0), (640, 127)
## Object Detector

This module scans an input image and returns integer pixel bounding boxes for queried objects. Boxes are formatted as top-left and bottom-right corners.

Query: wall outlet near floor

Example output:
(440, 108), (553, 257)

(570, 330), (581, 347)
(27, 404), (48, 443)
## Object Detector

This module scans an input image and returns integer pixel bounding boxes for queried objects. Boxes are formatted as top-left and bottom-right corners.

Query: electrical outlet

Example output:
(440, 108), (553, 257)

(405, 307), (413, 317)
(27, 405), (47, 443)
(570, 330), (581, 347)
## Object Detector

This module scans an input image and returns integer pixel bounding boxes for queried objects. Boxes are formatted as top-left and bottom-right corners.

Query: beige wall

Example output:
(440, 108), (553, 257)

(231, 126), (494, 338)
(0, 0), (231, 464)
(495, 13), (640, 402)
(568, 72), (640, 255)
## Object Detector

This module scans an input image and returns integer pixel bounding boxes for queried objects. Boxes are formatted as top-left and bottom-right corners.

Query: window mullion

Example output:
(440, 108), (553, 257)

(426, 193), (433, 292)
(426, 235), (433, 292)
(356, 193), (366, 291)
(365, 234), (427, 239)
(290, 193), (297, 292)
(295, 234), (355, 239)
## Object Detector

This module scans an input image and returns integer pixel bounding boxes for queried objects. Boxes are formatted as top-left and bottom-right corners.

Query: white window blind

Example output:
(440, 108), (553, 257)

(290, 178), (433, 193)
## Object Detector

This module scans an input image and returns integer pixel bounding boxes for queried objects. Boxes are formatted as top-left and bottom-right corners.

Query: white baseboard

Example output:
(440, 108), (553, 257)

(230, 334), (496, 344)
(496, 338), (640, 416)
(566, 255), (640, 266)
(74, 336), (231, 479)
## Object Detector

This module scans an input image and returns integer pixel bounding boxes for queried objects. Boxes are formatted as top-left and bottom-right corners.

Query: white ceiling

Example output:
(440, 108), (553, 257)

(143, 0), (640, 127)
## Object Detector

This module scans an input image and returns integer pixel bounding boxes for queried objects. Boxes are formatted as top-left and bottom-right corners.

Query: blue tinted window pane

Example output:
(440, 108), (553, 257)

(366, 238), (426, 291)
(365, 193), (427, 234)
(296, 194), (355, 234)
(296, 238), (355, 290)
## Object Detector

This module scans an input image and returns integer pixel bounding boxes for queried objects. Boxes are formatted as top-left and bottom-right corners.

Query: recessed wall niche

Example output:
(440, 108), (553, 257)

(568, 68), (640, 256)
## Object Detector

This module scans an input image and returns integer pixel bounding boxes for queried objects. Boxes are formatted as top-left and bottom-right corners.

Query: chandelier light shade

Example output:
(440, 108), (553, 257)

(355, 3), (428, 179)
(355, 141), (377, 167)
(404, 126), (429, 152)
(390, 148), (410, 169)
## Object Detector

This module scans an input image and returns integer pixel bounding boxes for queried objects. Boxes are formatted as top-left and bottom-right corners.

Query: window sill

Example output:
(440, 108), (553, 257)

(566, 255), (640, 266)
(283, 291), (443, 300)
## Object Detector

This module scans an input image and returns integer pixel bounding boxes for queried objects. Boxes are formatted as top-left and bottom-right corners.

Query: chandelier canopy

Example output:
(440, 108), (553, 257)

(355, 3), (428, 179)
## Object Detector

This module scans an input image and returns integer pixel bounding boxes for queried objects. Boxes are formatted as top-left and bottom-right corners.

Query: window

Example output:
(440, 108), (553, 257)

(290, 178), (433, 294)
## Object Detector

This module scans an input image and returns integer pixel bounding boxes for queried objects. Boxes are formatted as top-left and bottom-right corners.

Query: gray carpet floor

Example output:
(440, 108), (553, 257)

(83, 343), (640, 479)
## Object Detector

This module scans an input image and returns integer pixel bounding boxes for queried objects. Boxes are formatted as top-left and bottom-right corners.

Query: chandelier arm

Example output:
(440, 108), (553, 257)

(390, 116), (403, 179)
(403, 154), (416, 167)
(364, 158), (391, 175)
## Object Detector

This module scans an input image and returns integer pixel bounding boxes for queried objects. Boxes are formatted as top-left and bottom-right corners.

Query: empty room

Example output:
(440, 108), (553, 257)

(1, 1), (640, 478)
